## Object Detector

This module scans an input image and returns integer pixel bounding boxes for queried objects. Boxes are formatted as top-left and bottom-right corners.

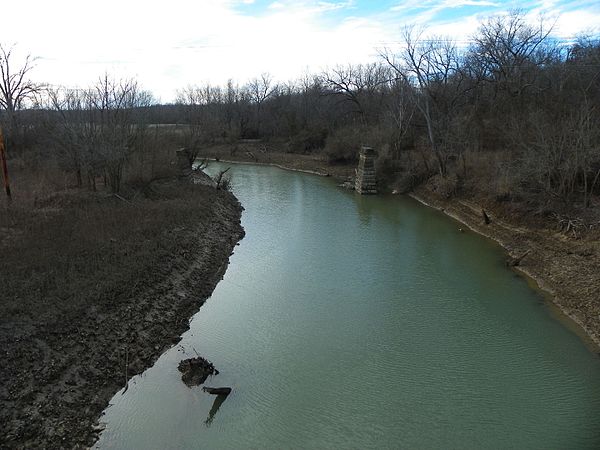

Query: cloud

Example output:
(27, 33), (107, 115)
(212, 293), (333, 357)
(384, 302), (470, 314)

(554, 9), (600, 36)
(1, 0), (598, 101)
(267, 1), (355, 13)
(383, 0), (600, 42)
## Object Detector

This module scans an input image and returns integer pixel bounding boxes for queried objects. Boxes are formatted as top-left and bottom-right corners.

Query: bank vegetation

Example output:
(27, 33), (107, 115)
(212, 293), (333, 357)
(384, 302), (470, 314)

(3, 12), (600, 222)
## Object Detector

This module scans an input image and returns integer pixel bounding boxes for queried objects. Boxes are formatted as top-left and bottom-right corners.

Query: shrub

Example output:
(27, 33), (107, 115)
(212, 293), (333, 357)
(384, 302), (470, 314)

(324, 127), (363, 163)
(429, 173), (460, 199)
(287, 128), (327, 154)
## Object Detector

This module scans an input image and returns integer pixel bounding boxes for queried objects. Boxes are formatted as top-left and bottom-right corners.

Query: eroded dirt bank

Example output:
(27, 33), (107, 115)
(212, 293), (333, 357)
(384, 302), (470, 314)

(0, 180), (244, 449)
(410, 184), (600, 352)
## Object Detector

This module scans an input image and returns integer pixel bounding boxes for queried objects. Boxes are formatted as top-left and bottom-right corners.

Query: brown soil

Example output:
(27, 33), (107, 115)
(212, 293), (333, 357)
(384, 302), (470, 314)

(0, 179), (244, 449)
(410, 184), (600, 352)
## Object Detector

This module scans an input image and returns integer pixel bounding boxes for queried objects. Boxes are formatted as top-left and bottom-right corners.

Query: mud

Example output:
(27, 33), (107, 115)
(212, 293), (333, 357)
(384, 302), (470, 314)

(0, 181), (244, 449)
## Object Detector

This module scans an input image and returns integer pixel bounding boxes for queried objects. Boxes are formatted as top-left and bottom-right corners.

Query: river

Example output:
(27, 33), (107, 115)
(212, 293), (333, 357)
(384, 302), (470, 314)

(96, 163), (600, 449)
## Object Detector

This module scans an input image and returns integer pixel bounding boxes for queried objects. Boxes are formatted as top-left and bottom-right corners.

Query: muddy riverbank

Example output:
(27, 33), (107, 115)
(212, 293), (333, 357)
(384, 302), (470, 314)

(0, 179), (244, 449)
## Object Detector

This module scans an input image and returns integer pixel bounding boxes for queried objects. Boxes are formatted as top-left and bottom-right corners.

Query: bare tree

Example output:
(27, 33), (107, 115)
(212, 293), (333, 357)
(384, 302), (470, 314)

(44, 76), (152, 192)
(44, 87), (90, 187)
(463, 10), (556, 152)
(515, 100), (600, 207)
(176, 86), (204, 165)
(321, 63), (391, 124)
(223, 79), (239, 137)
(247, 73), (277, 137)
(383, 77), (416, 161)
(93, 75), (155, 192)
(176, 83), (226, 164)
(382, 27), (467, 176)
(0, 44), (40, 153)
(468, 10), (554, 97)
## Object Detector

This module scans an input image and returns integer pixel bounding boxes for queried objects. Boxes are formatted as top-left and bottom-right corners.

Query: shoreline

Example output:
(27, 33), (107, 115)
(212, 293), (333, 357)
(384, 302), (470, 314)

(408, 189), (600, 353)
(207, 158), (333, 177)
(199, 144), (355, 181)
(0, 181), (245, 448)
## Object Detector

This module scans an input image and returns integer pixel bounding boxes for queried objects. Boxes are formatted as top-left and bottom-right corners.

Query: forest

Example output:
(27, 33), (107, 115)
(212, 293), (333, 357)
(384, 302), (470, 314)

(2, 10), (600, 213)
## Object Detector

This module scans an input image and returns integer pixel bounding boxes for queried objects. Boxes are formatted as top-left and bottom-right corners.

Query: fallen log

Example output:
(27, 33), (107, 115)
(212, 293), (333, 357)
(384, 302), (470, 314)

(202, 387), (232, 396)
(482, 208), (491, 225)
(507, 250), (531, 267)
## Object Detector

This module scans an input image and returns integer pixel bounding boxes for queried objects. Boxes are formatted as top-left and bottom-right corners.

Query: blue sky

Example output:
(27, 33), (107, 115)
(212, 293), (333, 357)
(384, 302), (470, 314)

(2, 0), (599, 101)
(233, 0), (600, 38)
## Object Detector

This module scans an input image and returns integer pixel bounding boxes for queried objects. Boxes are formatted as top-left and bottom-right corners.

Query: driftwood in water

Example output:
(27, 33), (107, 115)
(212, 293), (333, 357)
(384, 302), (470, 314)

(481, 208), (491, 225)
(178, 357), (218, 387)
(507, 250), (531, 267)
(215, 167), (231, 190)
(202, 386), (232, 396)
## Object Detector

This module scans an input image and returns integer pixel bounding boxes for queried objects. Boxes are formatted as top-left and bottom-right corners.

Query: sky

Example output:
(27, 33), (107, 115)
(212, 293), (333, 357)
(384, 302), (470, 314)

(2, 0), (599, 102)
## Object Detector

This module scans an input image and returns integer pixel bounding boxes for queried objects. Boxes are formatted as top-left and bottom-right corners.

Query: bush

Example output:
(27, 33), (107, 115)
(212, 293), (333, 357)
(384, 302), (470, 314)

(393, 164), (435, 193)
(429, 173), (460, 199)
(324, 127), (363, 163)
(287, 128), (327, 154)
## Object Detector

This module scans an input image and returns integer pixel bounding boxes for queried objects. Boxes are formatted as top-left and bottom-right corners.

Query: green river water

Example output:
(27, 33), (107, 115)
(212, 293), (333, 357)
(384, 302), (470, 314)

(96, 163), (600, 449)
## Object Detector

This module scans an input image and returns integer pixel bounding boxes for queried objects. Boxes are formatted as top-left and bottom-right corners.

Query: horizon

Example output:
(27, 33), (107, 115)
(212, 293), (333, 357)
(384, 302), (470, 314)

(3, 0), (600, 102)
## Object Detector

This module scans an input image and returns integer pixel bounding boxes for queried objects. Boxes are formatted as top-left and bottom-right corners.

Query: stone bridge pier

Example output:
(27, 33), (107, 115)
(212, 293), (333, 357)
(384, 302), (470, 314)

(354, 146), (377, 194)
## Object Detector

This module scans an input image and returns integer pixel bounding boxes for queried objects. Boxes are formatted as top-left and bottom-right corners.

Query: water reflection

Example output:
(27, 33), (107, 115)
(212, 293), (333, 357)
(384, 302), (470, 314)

(354, 192), (377, 226)
(204, 394), (228, 427)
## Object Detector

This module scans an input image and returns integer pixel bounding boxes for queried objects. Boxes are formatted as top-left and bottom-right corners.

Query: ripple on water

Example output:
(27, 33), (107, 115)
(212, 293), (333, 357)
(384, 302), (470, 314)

(96, 164), (600, 450)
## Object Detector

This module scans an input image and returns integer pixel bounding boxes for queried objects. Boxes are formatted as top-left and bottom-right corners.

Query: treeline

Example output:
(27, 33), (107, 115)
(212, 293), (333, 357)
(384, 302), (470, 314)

(163, 11), (600, 207)
(1, 10), (599, 206)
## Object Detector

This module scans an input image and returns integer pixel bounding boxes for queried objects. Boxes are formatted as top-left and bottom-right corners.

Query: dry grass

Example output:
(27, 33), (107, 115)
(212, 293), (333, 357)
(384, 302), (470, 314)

(0, 179), (216, 323)
(0, 160), (244, 448)
(2, 158), (71, 207)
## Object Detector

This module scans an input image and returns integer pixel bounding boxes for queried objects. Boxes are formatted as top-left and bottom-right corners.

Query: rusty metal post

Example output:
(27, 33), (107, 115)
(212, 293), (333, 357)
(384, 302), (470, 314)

(0, 125), (12, 200)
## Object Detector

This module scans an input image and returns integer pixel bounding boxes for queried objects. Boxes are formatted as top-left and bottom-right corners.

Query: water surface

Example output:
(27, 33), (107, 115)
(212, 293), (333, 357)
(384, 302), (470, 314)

(97, 163), (600, 449)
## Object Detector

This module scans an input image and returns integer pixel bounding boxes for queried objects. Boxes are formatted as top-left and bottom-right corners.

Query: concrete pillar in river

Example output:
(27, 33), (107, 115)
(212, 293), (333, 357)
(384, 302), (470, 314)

(176, 148), (192, 178)
(354, 146), (377, 195)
